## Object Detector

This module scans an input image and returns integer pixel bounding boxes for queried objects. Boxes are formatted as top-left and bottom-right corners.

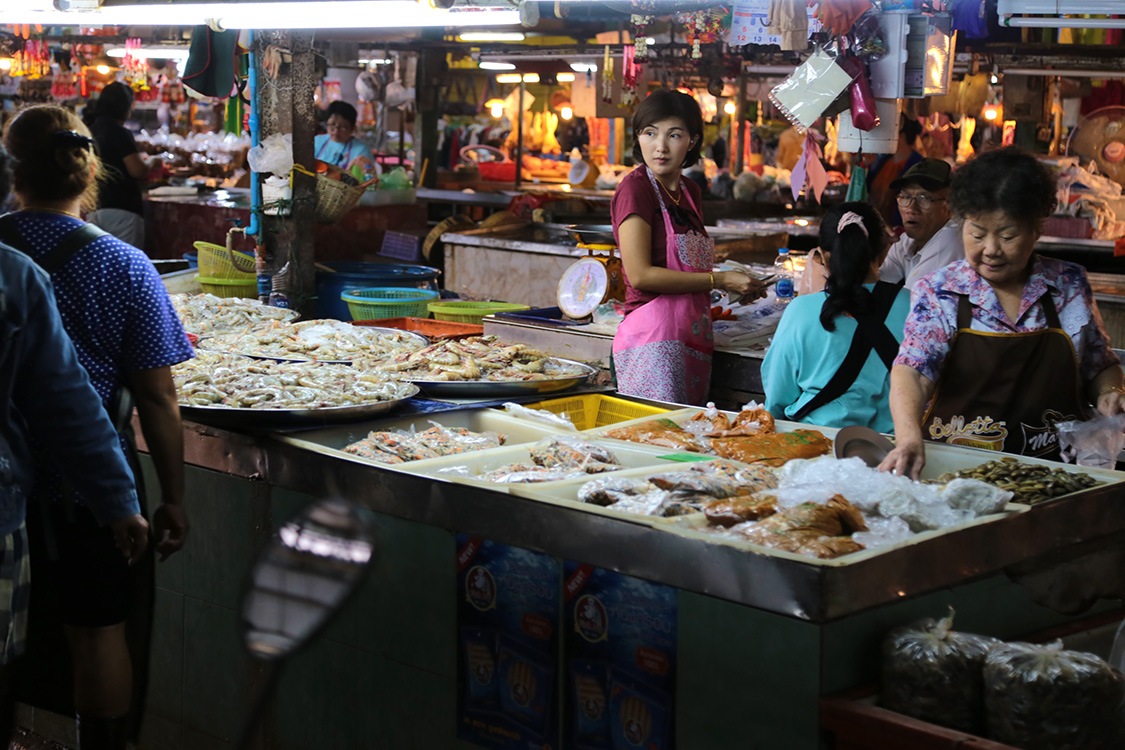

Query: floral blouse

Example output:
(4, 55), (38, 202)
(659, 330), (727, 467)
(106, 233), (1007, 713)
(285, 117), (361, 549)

(894, 256), (1118, 384)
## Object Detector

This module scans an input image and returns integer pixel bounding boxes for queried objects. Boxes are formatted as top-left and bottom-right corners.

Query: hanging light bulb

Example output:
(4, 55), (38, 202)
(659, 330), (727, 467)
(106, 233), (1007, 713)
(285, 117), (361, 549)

(485, 98), (505, 118)
(560, 105), (573, 120)
(723, 100), (736, 116)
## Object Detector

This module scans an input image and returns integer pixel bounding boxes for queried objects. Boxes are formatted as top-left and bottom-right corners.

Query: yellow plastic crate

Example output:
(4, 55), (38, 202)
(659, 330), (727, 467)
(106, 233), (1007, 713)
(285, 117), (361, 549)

(521, 394), (668, 431)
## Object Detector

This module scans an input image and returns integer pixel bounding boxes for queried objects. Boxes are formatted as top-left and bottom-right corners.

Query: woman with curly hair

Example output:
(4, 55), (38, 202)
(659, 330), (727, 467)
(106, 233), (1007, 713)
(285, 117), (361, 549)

(880, 147), (1125, 478)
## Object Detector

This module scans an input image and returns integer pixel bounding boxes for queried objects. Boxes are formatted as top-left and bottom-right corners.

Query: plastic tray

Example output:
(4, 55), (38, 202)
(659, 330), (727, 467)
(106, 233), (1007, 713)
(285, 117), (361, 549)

(518, 393), (671, 432)
(272, 409), (571, 472)
(395, 438), (676, 493)
(352, 317), (484, 341)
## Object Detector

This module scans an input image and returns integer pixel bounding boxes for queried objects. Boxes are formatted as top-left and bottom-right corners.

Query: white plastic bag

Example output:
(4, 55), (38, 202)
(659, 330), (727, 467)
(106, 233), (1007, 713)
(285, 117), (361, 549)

(1056, 413), (1125, 468)
(246, 133), (294, 178)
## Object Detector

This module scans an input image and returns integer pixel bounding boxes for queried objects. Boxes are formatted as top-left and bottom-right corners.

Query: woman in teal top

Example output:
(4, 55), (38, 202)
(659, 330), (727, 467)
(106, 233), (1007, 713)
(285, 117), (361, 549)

(762, 202), (911, 433)
(313, 101), (375, 171)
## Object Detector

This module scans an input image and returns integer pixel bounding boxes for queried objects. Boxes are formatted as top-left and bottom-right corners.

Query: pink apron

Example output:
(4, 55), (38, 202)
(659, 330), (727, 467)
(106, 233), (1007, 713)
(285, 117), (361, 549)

(612, 167), (715, 405)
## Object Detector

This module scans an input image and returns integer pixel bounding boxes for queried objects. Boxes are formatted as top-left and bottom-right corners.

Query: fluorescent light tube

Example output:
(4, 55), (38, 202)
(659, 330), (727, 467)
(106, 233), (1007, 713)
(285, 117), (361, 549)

(459, 32), (526, 42)
(479, 62), (516, 70)
(106, 46), (191, 61)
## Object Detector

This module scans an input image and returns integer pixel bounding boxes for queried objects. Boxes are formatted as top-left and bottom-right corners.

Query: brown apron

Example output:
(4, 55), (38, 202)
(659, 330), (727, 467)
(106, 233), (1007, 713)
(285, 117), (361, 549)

(922, 293), (1088, 460)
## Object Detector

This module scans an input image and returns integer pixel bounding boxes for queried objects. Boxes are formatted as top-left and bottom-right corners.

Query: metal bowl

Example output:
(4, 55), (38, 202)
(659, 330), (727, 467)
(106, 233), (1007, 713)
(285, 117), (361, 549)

(565, 225), (617, 245)
(178, 386), (420, 430)
(411, 360), (596, 397)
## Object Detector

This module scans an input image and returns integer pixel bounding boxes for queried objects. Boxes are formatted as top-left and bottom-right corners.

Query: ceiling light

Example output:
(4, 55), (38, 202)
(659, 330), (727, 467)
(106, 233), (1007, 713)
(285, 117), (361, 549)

(724, 101), (736, 115)
(459, 32), (526, 42)
(358, 58), (392, 66)
(646, 37), (655, 45)
(570, 62), (597, 73)
(496, 73), (538, 84)
(557, 72), (575, 82)
(0, 59), (11, 71)
(0, 1), (520, 29)
(96, 64), (112, 75)
(560, 105), (573, 120)
(479, 62), (516, 71)
(486, 98), (505, 118)
(106, 46), (191, 61)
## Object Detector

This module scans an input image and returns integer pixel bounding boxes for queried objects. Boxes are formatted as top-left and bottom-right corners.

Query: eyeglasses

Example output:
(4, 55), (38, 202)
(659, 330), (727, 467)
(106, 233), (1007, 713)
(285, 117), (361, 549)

(896, 193), (946, 210)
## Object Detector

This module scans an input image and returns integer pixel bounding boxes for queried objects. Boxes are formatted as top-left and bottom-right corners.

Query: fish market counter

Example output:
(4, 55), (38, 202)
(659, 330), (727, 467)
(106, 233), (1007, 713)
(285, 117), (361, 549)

(128, 406), (1125, 750)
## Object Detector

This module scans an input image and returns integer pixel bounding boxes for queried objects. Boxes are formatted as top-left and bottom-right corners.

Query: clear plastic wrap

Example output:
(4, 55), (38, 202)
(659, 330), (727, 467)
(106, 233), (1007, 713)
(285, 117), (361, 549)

(502, 402), (579, 432)
(880, 608), (1000, 734)
(577, 477), (656, 507)
(768, 49), (853, 132)
(528, 436), (621, 473)
(1056, 413), (1125, 468)
(983, 640), (1125, 750)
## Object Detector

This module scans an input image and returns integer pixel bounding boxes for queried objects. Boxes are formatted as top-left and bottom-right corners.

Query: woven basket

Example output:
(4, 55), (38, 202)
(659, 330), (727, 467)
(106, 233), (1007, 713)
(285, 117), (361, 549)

(194, 241), (256, 279)
(293, 164), (377, 224)
(340, 287), (439, 321)
(196, 275), (259, 299)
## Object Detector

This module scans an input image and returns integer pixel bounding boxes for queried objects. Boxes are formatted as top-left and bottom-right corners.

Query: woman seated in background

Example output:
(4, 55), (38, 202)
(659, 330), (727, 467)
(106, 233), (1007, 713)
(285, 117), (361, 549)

(762, 202), (911, 432)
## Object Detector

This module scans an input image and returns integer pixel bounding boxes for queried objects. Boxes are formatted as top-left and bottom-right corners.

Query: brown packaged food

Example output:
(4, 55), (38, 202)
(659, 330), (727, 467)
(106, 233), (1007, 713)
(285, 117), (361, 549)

(739, 495), (868, 559)
(703, 494), (779, 526)
(603, 418), (706, 452)
(794, 535), (865, 559)
(686, 409), (732, 434)
(710, 429), (832, 466)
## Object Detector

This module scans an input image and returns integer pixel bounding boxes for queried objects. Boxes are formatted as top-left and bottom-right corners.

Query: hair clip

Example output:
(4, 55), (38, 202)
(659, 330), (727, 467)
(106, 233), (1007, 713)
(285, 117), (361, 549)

(837, 211), (868, 237)
(52, 130), (95, 148)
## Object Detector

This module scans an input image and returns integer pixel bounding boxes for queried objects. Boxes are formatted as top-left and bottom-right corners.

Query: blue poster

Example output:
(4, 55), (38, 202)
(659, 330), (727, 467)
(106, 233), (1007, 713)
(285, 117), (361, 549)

(562, 564), (677, 750)
(456, 535), (560, 750)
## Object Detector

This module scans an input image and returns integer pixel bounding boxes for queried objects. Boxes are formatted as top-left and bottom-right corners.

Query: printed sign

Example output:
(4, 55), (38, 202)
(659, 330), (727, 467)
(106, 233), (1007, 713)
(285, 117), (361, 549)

(562, 564), (677, 750)
(728, 0), (821, 47)
(456, 536), (560, 750)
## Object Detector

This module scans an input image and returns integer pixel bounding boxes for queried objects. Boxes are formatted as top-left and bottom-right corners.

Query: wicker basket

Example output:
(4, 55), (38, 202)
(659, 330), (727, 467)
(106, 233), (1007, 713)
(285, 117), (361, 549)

(293, 164), (377, 224)
(194, 241), (256, 279)
(427, 300), (530, 325)
(196, 275), (259, 299)
(340, 287), (439, 321)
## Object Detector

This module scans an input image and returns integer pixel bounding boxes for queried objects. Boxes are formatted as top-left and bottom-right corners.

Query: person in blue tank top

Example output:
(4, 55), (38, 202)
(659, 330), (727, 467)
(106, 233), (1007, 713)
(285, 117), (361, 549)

(313, 100), (375, 172)
(762, 202), (911, 433)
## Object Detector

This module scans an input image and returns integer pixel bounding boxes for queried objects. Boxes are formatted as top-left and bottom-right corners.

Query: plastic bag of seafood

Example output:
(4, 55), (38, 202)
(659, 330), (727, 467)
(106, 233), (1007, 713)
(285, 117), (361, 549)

(880, 608), (1000, 734)
(502, 402), (579, 431)
(983, 640), (1125, 750)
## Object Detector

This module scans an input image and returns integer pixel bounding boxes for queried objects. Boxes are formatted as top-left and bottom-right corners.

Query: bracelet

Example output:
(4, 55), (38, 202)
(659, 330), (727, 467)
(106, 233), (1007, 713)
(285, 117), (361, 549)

(709, 272), (714, 290)
(1099, 385), (1125, 397)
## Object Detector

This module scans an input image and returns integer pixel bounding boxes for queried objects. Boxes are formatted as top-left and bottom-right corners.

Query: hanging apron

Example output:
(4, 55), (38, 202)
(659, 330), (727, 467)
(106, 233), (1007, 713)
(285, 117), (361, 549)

(923, 293), (1088, 460)
(612, 167), (715, 405)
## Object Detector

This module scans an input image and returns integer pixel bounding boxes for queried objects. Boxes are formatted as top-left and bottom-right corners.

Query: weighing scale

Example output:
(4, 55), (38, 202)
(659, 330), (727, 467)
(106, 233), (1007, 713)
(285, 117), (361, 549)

(556, 225), (627, 320)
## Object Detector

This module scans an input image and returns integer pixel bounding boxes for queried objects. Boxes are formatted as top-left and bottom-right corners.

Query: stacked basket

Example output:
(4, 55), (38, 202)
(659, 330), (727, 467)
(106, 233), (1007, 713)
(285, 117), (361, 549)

(341, 287), (440, 321)
(194, 241), (258, 298)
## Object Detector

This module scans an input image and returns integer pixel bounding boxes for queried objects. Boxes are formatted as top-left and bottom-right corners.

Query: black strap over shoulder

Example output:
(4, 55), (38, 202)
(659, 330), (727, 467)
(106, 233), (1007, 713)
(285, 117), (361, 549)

(793, 281), (903, 422)
(0, 213), (109, 274)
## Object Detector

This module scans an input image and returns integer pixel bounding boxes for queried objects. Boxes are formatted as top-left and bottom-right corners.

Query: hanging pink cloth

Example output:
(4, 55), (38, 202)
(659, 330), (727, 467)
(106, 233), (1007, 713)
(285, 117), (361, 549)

(612, 166), (716, 405)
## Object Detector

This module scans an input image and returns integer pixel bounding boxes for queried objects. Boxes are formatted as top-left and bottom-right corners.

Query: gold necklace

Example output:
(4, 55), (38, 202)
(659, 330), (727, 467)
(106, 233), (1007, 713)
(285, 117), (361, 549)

(657, 179), (682, 206)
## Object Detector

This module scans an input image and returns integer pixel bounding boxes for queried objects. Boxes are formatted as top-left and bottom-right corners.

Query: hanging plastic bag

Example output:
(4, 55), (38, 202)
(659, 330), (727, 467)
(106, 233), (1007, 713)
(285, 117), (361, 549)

(984, 640), (1125, 750)
(845, 164), (868, 202)
(246, 132), (294, 178)
(838, 54), (880, 132)
(768, 49), (853, 133)
(1055, 413), (1125, 468)
(881, 608), (1000, 734)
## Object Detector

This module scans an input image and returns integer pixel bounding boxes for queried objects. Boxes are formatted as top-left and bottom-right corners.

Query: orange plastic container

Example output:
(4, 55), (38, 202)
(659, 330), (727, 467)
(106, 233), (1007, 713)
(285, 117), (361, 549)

(351, 317), (483, 341)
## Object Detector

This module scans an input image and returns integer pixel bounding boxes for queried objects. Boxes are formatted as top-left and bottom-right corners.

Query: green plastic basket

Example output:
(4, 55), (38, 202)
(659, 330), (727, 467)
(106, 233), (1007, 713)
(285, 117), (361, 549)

(341, 287), (440, 321)
(427, 300), (530, 325)
(196, 275), (259, 299)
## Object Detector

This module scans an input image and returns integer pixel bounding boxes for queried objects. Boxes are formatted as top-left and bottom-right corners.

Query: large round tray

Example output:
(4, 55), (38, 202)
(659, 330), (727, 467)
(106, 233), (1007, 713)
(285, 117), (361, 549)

(178, 385), (419, 429)
(410, 360), (596, 397)
(198, 327), (429, 365)
(565, 224), (617, 245)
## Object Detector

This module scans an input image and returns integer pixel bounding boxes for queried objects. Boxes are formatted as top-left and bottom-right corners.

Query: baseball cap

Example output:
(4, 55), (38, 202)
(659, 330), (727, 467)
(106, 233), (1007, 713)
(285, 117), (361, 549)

(891, 158), (953, 192)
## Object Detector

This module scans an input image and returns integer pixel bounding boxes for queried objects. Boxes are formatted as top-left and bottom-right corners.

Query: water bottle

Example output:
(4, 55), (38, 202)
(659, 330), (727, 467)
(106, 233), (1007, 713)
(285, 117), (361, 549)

(774, 248), (795, 305)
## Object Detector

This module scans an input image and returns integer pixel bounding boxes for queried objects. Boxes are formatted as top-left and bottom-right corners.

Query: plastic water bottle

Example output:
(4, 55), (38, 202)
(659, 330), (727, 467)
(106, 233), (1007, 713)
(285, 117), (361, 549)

(774, 248), (796, 305)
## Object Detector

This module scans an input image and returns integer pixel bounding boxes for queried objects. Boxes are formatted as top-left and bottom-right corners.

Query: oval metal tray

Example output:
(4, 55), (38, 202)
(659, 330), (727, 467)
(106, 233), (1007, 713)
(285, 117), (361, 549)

(198, 327), (429, 365)
(410, 360), (596, 397)
(178, 386), (420, 429)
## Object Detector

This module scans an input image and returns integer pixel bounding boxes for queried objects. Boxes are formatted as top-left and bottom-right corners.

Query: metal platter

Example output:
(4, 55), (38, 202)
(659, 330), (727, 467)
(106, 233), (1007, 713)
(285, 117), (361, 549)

(178, 385), (420, 429)
(410, 359), (596, 397)
(198, 327), (429, 365)
(565, 224), (617, 245)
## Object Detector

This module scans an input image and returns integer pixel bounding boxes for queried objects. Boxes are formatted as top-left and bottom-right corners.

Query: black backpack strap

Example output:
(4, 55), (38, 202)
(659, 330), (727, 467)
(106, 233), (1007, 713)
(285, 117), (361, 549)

(0, 213), (108, 274)
(792, 282), (903, 422)
(39, 223), (109, 274)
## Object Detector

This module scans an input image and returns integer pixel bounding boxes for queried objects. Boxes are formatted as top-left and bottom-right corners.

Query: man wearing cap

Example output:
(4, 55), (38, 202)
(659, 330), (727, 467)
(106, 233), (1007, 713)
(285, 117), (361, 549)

(878, 158), (964, 290)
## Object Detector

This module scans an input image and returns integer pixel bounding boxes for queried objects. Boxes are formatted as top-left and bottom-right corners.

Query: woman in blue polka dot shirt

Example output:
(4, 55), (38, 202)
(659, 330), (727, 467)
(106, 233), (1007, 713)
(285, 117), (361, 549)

(3, 105), (194, 749)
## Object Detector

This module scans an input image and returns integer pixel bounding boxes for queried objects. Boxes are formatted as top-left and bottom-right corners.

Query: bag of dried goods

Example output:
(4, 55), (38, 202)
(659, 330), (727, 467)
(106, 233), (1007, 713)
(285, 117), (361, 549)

(603, 418), (708, 452)
(983, 640), (1125, 750)
(710, 429), (832, 466)
(880, 608), (999, 733)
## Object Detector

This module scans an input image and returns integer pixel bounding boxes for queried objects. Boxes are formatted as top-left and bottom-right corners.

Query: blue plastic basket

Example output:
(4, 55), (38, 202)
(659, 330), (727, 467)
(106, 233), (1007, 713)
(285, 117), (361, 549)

(341, 287), (440, 321)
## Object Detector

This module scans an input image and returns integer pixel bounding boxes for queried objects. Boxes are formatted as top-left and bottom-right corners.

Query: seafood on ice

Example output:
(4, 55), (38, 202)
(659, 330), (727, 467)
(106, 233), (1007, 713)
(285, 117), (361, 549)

(375, 336), (589, 382)
(170, 293), (298, 336)
(174, 350), (416, 409)
(200, 319), (426, 363)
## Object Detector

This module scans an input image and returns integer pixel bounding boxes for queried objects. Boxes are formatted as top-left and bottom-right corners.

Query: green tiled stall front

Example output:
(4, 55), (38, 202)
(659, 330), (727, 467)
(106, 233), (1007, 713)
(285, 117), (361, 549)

(123, 417), (1125, 750)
